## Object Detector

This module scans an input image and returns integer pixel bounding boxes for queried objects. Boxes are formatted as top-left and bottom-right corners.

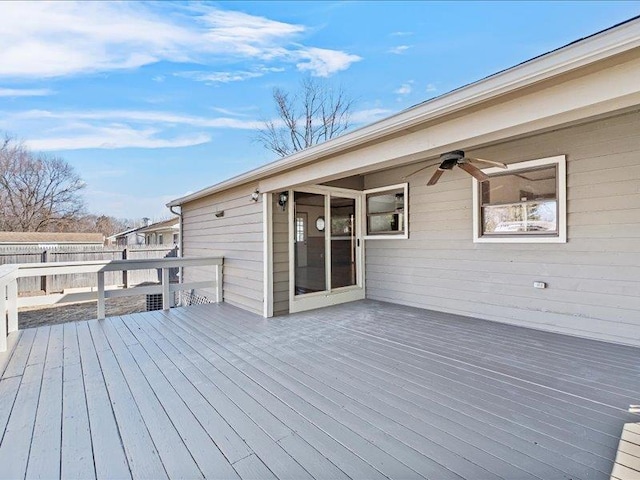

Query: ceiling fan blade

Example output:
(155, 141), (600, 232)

(427, 169), (445, 186)
(403, 160), (442, 179)
(467, 157), (507, 169)
(458, 162), (490, 182)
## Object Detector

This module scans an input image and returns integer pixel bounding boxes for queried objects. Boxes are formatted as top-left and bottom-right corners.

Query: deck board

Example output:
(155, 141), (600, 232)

(99, 317), (205, 479)
(89, 320), (168, 480)
(76, 321), (131, 480)
(61, 322), (95, 480)
(184, 306), (569, 479)
(198, 307), (611, 478)
(0, 299), (638, 479)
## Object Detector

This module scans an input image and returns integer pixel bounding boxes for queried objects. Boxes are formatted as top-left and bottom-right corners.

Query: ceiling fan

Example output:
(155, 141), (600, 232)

(425, 150), (507, 185)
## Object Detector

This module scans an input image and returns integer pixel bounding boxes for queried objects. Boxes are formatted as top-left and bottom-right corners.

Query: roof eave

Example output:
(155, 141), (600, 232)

(167, 16), (640, 208)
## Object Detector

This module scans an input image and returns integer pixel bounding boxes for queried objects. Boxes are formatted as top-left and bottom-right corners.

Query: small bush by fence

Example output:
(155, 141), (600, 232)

(0, 245), (179, 294)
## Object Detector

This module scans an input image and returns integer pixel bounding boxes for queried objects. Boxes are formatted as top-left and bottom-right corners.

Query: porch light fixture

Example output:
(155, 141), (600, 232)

(278, 191), (288, 211)
(250, 190), (260, 202)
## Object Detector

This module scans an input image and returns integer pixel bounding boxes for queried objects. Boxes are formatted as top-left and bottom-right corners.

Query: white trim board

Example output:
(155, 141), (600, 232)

(363, 183), (409, 240)
(471, 155), (567, 243)
(262, 192), (274, 318)
(288, 186), (365, 314)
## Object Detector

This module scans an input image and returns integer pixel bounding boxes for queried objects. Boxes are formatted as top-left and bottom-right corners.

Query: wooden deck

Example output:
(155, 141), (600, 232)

(0, 300), (639, 480)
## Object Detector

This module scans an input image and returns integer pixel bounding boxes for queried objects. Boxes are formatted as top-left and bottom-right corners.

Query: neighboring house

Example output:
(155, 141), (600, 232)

(107, 226), (146, 247)
(138, 217), (180, 246)
(168, 18), (640, 346)
(0, 231), (105, 248)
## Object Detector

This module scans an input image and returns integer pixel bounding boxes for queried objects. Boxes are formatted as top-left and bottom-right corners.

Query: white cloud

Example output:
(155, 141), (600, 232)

(176, 66), (284, 84)
(349, 108), (392, 124)
(394, 82), (413, 96)
(389, 45), (411, 55)
(295, 47), (361, 77)
(27, 125), (211, 151)
(5, 107), (269, 151)
(11, 109), (264, 129)
(425, 83), (437, 93)
(0, 87), (53, 97)
(390, 31), (413, 37)
(211, 106), (258, 117)
(0, 2), (360, 79)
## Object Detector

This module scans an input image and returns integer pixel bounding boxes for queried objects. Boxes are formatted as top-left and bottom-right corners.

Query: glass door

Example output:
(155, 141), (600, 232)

(293, 192), (326, 295)
(289, 187), (364, 313)
(330, 196), (357, 289)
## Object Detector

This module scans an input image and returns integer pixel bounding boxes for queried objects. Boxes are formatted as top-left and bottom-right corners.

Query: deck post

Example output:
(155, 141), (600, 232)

(97, 271), (105, 319)
(40, 250), (49, 294)
(215, 263), (223, 303)
(7, 280), (18, 333)
(0, 284), (6, 352)
(122, 248), (128, 288)
(162, 268), (171, 310)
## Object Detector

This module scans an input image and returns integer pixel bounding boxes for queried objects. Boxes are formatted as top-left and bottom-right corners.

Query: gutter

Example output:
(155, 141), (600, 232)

(169, 205), (184, 290)
(167, 16), (640, 208)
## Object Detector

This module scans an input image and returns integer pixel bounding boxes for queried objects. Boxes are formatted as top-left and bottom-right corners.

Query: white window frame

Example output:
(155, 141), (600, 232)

(472, 155), (567, 244)
(363, 183), (409, 240)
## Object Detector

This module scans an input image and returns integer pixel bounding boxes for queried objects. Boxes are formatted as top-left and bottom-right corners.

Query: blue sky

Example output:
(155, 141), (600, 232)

(1, 1), (639, 220)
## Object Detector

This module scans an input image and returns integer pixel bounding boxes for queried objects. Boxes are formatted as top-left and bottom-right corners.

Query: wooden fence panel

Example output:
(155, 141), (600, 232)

(49, 249), (122, 291)
(0, 249), (42, 292)
(0, 245), (178, 293)
(126, 247), (177, 286)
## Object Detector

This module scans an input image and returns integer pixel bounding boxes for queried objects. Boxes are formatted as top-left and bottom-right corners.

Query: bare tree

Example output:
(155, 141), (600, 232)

(0, 135), (86, 232)
(257, 77), (354, 157)
(71, 214), (132, 236)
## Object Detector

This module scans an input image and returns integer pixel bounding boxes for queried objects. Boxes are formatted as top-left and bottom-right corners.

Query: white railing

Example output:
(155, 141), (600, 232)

(1, 256), (223, 352)
(0, 265), (19, 352)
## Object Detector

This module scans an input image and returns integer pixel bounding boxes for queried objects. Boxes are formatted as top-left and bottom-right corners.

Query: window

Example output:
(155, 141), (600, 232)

(173, 233), (179, 244)
(158, 234), (163, 245)
(295, 214), (306, 242)
(473, 155), (566, 243)
(364, 183), (408, 239)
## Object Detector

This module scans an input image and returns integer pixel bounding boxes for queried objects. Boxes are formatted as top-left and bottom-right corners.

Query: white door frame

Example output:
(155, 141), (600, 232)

(288, 185), (365, 313)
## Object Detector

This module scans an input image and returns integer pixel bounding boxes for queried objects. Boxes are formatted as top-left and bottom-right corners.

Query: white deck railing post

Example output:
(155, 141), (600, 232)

(215, 263), (223, 303)
(97, 271), (105, 319)
(0, 284), (7, 352)
(162, 268), (171, 310)
(7, 280), (18, 333)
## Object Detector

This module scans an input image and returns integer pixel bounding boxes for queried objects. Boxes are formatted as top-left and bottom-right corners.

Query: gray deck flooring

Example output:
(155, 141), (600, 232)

(0, 299), (639, 479)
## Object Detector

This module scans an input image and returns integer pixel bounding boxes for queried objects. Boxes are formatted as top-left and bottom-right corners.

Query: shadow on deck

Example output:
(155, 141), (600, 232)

(0, 300), (638, 479)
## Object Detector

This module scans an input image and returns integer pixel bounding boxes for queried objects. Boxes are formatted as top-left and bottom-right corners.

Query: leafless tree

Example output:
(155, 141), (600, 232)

(71, 214), (132, 236)
(0, 135), (86, 232)
(257, 77), (355, 157)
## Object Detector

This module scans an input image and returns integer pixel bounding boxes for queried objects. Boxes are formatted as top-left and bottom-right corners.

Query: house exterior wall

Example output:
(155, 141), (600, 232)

(363, 110), (640, 346)
(145, 228), (179, 246)
(181, 183), (264, 314)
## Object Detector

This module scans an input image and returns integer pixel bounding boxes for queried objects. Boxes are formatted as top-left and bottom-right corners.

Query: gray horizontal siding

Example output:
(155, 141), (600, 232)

(364, 110), (640, 346)
(182, 183), (264, 315)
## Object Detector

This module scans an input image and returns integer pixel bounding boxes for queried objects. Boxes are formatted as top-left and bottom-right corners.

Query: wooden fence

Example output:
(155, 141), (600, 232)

(0, 245), (178, 294)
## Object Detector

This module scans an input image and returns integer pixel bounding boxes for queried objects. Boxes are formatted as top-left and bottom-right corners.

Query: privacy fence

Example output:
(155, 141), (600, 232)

(0, 245), (178, 294)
